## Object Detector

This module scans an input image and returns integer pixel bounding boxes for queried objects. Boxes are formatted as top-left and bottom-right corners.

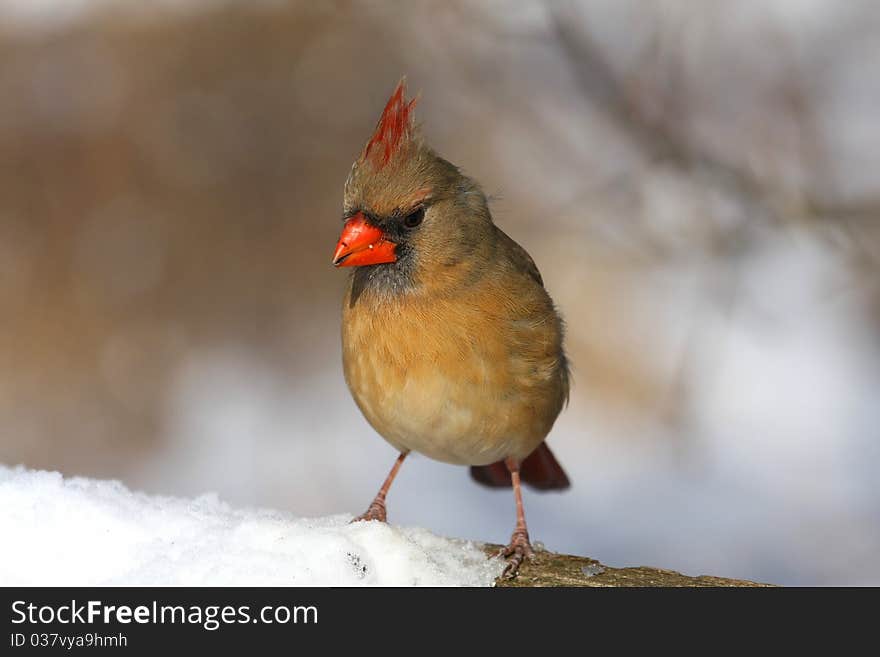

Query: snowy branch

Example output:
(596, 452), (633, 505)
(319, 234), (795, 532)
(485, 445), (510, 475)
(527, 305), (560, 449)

(1, 465), (770, 587)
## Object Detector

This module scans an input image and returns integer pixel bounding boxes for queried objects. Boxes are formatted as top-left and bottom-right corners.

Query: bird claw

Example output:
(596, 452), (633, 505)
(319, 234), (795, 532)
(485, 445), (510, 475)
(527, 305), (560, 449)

(499, 529), (535, 578)
(351, 499), (387, 524)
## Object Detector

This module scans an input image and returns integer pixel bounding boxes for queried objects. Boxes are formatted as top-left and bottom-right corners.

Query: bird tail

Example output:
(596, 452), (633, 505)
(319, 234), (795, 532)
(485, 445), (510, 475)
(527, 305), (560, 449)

(470, 443), (570, 491)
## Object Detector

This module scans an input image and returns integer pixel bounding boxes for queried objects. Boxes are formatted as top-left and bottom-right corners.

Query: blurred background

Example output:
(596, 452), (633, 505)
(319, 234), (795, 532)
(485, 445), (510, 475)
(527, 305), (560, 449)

(1, 0), (879, 585)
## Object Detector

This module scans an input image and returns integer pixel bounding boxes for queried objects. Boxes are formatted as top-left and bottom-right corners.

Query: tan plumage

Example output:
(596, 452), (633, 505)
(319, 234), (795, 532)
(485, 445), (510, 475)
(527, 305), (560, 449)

(334, 79), (569, 576)
(342, 224), (568, 465)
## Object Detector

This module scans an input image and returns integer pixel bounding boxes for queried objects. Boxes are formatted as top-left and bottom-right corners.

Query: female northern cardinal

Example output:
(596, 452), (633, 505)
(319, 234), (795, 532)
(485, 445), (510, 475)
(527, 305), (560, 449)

(333, 79), (570, 577)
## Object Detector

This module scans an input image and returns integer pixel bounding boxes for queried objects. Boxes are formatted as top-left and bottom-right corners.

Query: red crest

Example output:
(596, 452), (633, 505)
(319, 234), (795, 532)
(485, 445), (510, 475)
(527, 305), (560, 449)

(362, 78), (417, 168)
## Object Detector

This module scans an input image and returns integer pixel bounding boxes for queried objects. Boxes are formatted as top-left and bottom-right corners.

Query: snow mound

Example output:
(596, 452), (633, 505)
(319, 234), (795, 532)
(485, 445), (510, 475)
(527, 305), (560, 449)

(0, 465), (503, 586)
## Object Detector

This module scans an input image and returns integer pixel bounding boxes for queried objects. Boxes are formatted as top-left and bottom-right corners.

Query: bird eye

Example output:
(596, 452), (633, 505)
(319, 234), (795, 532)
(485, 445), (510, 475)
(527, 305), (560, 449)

(403, 206), (425, 229)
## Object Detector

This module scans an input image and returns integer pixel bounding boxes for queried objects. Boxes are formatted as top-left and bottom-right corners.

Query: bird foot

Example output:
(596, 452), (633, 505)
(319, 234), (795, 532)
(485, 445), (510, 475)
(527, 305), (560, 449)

(351, 499), (387, 523)
(499, 528), (535, 578)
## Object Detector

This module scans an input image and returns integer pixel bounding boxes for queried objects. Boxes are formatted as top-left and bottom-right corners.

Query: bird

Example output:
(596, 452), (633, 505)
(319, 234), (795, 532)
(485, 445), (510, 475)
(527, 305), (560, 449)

(332, 79), (570, 577)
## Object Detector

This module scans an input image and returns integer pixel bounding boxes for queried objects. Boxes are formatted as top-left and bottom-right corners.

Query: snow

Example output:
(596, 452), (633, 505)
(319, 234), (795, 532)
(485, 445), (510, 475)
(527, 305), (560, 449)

(0, 465), (504, 586)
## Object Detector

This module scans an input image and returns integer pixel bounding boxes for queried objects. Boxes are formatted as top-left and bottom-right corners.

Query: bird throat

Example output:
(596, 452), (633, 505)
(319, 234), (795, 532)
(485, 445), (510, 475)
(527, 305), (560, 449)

(349, 247), (417, 307)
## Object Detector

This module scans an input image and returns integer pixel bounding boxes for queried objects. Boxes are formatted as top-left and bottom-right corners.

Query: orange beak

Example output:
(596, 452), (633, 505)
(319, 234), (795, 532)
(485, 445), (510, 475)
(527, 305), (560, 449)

(332, 212), (397, 267)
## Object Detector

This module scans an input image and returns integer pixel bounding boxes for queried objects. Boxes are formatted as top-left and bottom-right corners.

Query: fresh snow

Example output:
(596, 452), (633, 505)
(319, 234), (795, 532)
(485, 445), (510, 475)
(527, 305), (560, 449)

(0, 465), (504, 586)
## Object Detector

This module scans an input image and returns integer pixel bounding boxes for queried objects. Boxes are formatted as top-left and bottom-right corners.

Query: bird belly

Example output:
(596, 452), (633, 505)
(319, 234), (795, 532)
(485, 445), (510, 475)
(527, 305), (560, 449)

(343, 340), (560, 466)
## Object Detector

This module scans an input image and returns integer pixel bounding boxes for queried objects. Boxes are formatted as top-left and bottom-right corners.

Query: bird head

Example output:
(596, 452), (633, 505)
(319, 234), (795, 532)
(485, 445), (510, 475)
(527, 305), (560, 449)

(333, 79), (493, 292)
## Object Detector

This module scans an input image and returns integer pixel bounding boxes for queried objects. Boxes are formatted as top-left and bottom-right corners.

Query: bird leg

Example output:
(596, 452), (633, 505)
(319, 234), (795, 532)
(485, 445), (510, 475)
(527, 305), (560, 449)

(500, 457), (535, 578)
(352, 452), (408, 523)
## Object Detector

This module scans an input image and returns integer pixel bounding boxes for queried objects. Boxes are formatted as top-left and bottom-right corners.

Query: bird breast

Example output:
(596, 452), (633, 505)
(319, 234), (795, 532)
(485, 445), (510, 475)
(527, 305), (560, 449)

(341, 281), (567, 466)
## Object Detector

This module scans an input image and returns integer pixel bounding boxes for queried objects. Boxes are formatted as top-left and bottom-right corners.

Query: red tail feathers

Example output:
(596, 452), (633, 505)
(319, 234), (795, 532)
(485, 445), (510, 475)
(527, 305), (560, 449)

(470, 443), (570, 491)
